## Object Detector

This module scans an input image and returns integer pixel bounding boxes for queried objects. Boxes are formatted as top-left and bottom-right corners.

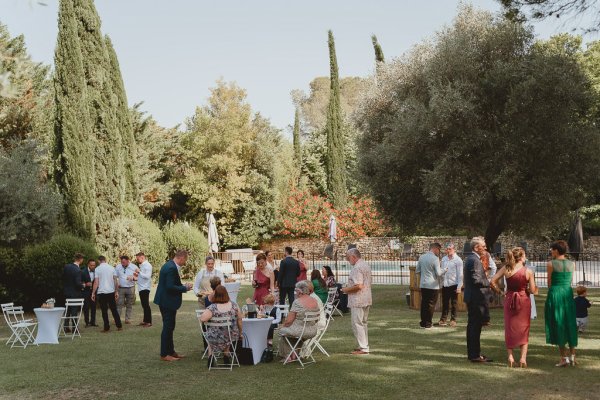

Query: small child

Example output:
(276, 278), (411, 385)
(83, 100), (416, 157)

(574, 286), (592, 333)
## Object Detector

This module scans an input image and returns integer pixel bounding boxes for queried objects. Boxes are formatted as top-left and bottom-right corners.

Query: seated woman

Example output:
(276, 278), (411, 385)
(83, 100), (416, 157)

(322, 266), (337, 288)
(200, 285), (243, 366)
(310, 269), (329, 304)
(278, 280), (320, 361)
(204, 276), (222, 307)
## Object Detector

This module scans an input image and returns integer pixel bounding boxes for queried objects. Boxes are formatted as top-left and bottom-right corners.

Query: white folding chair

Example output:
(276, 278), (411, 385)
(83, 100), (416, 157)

(304, 303), (333, 357)
(2, 302), (16, 345)
(282, 311), (320, 367)
(60, 298), (85, 339)
(203, 316), (240, 371)
(195, 310), (210, 360)
(4, 306), (37, 349)
(271, 304), (289, 356)
(325, 287), (343, 319)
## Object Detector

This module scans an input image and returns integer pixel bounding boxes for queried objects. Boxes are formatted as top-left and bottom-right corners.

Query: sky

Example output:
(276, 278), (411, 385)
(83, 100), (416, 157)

(2, 0), (594, 134)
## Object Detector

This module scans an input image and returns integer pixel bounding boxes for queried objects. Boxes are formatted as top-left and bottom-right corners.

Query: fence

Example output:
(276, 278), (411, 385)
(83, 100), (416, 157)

(210, 250), (600, 288)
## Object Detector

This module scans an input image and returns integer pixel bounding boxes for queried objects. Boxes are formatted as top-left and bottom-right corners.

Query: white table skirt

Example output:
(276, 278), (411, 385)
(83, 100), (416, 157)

(33, 307), (65, 344)
(224, 282), (241, 304)
(242, 317), (273, 365)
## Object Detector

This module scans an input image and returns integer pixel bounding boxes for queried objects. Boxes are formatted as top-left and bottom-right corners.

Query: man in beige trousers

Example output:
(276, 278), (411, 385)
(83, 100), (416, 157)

(342, 248), (372, 355)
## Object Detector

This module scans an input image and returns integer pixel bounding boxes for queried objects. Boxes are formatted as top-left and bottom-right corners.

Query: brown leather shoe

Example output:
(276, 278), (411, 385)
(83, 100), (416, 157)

(125, 320), (131, 325)
(171, 352), (185, 359)
(138, 322), (146, 326)
(161, 356), (179, 362)
(143, 323), (152, 328)
(117, 327), (123, 331)
(101, 329), (110, 333)
(351, 350), (369, 355)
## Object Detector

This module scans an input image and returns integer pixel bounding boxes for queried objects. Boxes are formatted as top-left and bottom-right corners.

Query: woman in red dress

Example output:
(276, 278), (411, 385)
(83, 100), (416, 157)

(491, 247), (538, 368)
(297, 250), (307, 281)
(253, 253), (275, 305)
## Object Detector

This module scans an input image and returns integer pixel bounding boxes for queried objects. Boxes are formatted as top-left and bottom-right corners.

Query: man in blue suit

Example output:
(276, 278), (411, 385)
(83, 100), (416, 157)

(153, 250), (193, 362)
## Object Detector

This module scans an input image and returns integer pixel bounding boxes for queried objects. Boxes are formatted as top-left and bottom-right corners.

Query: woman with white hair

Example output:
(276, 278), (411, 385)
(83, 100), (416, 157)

(278, 280), (320, 361)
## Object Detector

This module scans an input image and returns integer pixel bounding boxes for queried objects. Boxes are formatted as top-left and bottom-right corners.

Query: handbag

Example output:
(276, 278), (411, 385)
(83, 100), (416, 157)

(260, 347), (274, 363)
(235, 333), (254, 365)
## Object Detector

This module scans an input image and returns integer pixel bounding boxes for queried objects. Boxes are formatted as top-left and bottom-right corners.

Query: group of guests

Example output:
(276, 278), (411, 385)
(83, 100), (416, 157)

(62, 252), (153, 333)
(151, 247), (373, 363)
(416, 237), (592, 368)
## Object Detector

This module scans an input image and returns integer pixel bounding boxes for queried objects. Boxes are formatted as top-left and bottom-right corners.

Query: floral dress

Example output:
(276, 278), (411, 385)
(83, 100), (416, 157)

(205, 302), (240, 352)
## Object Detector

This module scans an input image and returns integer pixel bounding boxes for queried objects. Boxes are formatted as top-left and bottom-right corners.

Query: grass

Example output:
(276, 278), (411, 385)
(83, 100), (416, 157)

(0, 286), (599, 400)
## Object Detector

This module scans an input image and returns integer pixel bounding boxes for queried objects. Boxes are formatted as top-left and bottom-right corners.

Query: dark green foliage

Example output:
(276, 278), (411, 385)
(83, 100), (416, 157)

(53, 0), (96, 239)
(73, 0), (124, 252)
(162, 222), (207, 279)
(357, 6), (600, 247)
(0, 23), (52, 149)
(324, 30), (347, 208)
(371, 34), (385, 63)
(6, 233), (98, 309)
(106, 35), (136, 202)
(0, 141), (63, 247)
(293, 108), (301, 164)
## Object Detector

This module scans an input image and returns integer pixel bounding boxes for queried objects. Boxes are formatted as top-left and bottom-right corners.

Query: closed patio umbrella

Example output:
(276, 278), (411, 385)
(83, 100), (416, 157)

(206, 213), (220, 254)
(567, 210), (583, 261)
(329, 215), (337, 243)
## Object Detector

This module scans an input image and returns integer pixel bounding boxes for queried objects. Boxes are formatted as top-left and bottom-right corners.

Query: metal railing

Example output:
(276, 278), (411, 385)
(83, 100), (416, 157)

(209, 250), (600, 287)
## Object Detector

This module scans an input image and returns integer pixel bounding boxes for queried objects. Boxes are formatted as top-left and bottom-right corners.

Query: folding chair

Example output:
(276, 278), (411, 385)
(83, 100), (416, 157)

(203, 316), (240, 371)
(60, 298), (85, 339)
(2, 302), (15, 346)
(272, 304), (289, 357)
(282, 311), (321, 367)
(304, 304), (333, 357)
(325, 287), (343, 319)
(195, 310), (210, 360)
(4, 306), (37, 348)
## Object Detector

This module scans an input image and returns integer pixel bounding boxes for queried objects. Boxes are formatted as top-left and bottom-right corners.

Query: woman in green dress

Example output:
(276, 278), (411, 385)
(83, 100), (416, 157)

(545, 240), (578, 367)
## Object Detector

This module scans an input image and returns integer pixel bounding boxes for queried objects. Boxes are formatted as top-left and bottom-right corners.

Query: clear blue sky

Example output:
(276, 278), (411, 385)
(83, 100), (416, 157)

(2, 0), (590, 133)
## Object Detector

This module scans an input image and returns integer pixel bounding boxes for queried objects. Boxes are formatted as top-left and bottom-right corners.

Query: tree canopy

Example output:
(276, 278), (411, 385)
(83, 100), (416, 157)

(357, 6), (600, 246)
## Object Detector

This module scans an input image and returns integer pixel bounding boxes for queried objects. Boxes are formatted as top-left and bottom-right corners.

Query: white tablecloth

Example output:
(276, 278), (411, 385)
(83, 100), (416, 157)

(34, 307), (65, 344)
(242, 317), (273, 365)
(224, 282), (241, 304)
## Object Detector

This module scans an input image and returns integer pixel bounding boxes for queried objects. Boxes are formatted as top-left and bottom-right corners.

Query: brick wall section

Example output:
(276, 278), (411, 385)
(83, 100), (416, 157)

(260, 235), (600, 257)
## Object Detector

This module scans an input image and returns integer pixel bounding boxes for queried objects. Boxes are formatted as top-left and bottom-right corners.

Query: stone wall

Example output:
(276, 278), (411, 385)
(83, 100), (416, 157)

(260, 235), (600, 257)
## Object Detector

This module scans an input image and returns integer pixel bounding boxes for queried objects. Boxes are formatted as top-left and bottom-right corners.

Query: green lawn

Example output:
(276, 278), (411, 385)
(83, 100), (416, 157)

(1, 286), (599, 400)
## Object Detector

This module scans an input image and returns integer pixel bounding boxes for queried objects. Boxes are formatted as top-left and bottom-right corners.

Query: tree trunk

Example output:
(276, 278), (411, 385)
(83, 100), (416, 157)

(484, 199), (508, 251)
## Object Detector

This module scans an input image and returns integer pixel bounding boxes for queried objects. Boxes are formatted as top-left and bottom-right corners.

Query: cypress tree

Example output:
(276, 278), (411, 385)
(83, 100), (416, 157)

(106, 35), (137, 202)
(371, 34), (385, 63)
(293, 108), (301, 163)
(324, 30), (347, 208)
(53, 0), (96, 239)
(73, 0), (125, 249)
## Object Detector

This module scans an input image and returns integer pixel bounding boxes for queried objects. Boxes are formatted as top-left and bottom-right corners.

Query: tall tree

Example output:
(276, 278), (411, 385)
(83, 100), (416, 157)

(53, 0), (96, 239)
(73, 0), (125, 251)
(106, 35), (136, 202)
(371, 34), (385, 63)
(292, 108), (301, 163)
(357, 5), (600, 247)
(324, 30), (347, 208)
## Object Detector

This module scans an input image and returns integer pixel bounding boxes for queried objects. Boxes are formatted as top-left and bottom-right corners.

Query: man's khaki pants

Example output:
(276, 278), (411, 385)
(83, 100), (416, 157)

(351, 306), (370, 352)
(117, 287), (135, 322)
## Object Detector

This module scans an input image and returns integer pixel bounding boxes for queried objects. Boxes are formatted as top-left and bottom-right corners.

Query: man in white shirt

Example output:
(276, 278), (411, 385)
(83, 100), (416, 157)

(438, 243), (463, 327)
(115, 255), (137, 324)
(135, 252), (153, 327)
(193, 256), (225, 309)
(341, 248), (372, 355)
(91, 256), (122, 332)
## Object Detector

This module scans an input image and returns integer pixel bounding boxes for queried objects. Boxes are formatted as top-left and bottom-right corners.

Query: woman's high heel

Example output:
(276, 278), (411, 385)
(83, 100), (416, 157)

(508, 360), (514, 368)
(519, 362), (527, 368)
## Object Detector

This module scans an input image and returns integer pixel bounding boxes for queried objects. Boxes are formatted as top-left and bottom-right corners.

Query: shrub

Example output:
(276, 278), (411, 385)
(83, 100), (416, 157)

(13, 233), (98, 309)
(117, 206), (167, 276)
(162, 221), (208, 279)
(0, 141), (63, 247)
(276, 188), (387, 239)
